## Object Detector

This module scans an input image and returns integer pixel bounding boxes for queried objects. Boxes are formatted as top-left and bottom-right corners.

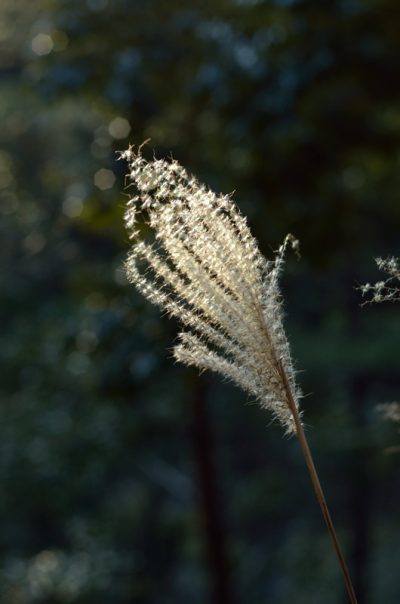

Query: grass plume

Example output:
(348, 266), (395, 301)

(120, 146), (358, 604)
(361, 256), (400, 304)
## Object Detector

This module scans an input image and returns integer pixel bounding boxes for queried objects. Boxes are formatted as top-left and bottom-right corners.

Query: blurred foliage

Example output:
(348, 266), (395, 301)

(0, 0), (400, 602)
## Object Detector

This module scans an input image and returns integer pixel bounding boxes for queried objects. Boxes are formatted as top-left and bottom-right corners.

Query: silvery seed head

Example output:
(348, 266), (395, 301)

(361, 256), (400, 304)
(121, 146), (302, 434)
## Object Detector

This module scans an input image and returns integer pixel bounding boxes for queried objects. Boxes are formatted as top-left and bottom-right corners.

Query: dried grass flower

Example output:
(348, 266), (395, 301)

(120, 146), (358, 604)
(121, 146), (301, 434)
(361, 256), (400, 304)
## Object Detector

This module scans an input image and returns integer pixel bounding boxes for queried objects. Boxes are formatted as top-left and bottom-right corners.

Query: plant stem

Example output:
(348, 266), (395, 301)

(278, 362), (358, 604)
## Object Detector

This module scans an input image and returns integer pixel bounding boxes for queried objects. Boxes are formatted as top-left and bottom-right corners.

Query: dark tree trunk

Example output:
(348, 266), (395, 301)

(190, 375), (235, 604)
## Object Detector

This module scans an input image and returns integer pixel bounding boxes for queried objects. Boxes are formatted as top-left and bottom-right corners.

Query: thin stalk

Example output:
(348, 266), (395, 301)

(278, 362), (358, 604)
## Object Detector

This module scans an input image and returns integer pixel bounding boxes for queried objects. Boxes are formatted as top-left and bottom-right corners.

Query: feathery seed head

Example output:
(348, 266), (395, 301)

(361, 256), (400, 304)
(121, 146), (301, 434)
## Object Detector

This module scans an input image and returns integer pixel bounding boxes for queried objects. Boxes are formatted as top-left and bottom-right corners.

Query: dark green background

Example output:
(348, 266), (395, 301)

(1, 1), (399, 602)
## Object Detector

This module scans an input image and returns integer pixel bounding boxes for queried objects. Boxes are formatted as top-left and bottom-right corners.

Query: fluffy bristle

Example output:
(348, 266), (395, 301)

(121, 147), (301, 434)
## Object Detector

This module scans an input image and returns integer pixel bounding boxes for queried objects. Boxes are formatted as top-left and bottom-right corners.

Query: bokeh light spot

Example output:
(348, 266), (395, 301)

(62, 196), (83, 218)
(94, 168), (116, 190)
(24, 232), (46, 255)
(31, 33), (54, 56)
(108, 117), (131, 139)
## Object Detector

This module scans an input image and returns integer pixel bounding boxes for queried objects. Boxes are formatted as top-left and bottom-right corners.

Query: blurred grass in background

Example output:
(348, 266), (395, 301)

(0, 0), (399, 602)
